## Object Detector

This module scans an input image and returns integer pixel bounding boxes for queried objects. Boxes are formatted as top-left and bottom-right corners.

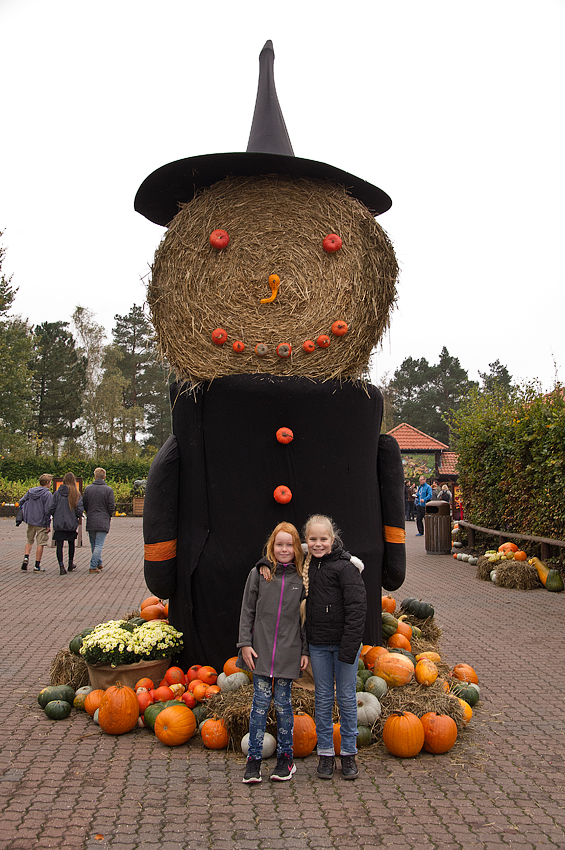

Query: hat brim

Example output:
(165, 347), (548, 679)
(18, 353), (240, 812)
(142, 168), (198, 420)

(134, 151), (392, 226)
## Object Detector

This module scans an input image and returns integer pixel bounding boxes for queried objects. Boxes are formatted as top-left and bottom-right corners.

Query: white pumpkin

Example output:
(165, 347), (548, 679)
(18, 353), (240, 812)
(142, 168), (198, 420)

(75, 685), (93, 697)
(221, 672), (249, 693)
(93, 708), (99, 725)
(356, 691), (381, 726)
(490, 570), (497, 583)
(216, 672), (227, 690)
(240, 731), (277, 758)
(364, 676), (388, 700)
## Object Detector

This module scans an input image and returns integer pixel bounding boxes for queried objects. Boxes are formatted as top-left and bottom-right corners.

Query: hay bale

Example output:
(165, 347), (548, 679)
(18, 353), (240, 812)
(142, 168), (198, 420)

(495, 560), (542, 590)
(397, 613), (442, 646)
(49, 649), (90, 690)
(149, 175), (399, 383)
(476, 556), (493, 581)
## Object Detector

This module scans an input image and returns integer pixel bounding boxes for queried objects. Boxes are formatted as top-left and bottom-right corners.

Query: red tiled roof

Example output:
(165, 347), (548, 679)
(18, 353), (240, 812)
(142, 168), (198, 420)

(387, 423), (449, 451)
(439, 451), (459, 475)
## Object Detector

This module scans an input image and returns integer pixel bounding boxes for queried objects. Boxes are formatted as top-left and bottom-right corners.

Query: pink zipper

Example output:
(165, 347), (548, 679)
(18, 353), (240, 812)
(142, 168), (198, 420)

(270, 564), (286, 677)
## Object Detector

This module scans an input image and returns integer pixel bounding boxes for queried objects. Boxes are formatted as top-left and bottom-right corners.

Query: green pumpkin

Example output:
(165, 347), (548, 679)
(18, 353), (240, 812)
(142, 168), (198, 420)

(128, 617), (146, 627)
(388, 647), (417, 666)
(546, 570), (564, 593)
(381, 612), (398, 639)
(358, 669), (373, 684)
(81, 627), (95, 637)
(410, 624), (422, 639)
(142, 702), (168, 731)
(400, 597), (435, 619)
(191, 702), (210, 726)
(69, 634), (83, 655)
(44, 700), (72, 720)
(355, 676), (365, 692)
(119, 622), (136, 632)
(356, 725), (373, 748)
(450, 681), (480, 707)
(38, 685), (75, 708)
(364, 676), (388, 700)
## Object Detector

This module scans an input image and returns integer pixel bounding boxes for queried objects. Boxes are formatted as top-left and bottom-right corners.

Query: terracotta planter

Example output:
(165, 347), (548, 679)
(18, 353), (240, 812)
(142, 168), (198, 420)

(86, 658), (170, 690)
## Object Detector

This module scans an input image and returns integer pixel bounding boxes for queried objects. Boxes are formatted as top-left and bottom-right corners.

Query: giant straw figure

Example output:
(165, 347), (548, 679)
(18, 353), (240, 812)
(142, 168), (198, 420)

(135, 42), (406, 671)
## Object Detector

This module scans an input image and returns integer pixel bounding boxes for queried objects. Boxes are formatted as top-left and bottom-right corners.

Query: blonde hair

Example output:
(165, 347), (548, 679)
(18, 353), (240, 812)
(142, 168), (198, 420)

(63, 472), (80, 511)
(264, 522), (304, 577)
(300, 514), (342, 624)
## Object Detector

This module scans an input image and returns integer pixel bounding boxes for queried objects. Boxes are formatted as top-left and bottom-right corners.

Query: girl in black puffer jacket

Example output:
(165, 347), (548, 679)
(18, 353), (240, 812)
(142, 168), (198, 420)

(303, 514), (367, 781)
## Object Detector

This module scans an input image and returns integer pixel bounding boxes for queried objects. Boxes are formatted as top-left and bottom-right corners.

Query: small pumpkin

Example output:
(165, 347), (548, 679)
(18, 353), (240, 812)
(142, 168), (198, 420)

(44, 700), (72, 720)
(273, 485), (292, 504)
(135, 677), (154, 691)
(513, 550), (527, 561)
(198, 666), (218, 686)
(201, 717), (229, 749)
(451, 664), (478, 685)
(356, 691), (381, 727)
(154, 705), (196, 746)
(362, 645), (389, 671)
(98, 683), (139, 735)
(332, 723), (342, 754)
(415, 651), (441, 663)
(84, 689), (105, 717)
(292, 712), (317, 758)
(382, 711), (424, 758)
(415, 658), (438, 687)
(455, 698), (473, 724)
(381, 612), (399, 640)
(395, 619), (413, 640)
(241, 731), (277, 758)
(164, 666), (186, 686)
(69, 634), (83, 655)
(381, 595), (396, 614)
(38, 685), (75, 708)
(364, 676), (388, 700)
(449, 681), (480, 706)
(498, 542), (518, 553)
(387, 633), (411, 652)
(140, 595), (161, 610)
(356, 725), (373, 748)
(546, 569), (565, 593)
(421, 712), (458, 754)
(400, 598), (435, 619)
(141, 604), (167, 621)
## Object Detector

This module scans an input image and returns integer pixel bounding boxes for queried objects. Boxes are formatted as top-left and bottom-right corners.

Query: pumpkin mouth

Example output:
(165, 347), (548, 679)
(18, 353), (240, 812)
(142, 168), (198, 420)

(210, 321), (348, 359)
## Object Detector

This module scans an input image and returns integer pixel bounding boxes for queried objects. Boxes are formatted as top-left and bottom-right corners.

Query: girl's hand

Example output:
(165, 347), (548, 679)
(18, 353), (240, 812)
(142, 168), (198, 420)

(259, 565), (271, 581)
(300, 655), (309, 671)
(241, 646), (258, 671)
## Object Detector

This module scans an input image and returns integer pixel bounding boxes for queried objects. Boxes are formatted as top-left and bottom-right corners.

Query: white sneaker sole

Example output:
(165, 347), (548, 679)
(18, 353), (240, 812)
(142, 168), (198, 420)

(270, 763), (296, 781)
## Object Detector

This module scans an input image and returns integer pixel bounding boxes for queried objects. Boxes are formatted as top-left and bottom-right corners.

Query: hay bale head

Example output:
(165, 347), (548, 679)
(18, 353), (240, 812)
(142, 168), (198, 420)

(149, 175), (398, 382)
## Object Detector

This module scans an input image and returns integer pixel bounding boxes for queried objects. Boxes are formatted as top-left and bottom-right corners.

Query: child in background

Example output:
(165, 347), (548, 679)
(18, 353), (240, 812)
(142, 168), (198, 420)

(237, 521), (309, 784)
(48, 472), (84, 575)
(302, 514), (367, 781)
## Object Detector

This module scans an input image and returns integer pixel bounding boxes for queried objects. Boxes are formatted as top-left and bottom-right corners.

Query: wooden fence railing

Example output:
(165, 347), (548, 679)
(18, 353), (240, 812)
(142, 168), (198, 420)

(458, 521), (565, 560)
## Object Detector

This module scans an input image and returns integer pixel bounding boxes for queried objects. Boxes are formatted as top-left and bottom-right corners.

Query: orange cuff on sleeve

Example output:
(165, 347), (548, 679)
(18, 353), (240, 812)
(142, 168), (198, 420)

(144, 539), (177, 562)
(384, 526), (406, 544)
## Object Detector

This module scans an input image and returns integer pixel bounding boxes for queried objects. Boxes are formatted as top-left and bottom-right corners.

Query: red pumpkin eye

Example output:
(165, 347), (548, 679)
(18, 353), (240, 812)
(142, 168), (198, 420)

(210, 230), (229, 249)
(322, 233), (342, 253)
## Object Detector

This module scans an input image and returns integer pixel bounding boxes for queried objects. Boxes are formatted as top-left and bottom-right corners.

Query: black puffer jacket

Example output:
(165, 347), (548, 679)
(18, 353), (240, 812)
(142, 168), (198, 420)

(305, 546), (367, 665)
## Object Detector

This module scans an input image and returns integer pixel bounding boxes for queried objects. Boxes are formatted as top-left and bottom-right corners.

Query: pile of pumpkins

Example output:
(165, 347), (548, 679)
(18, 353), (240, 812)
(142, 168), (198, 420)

(484, 542), (563, 592)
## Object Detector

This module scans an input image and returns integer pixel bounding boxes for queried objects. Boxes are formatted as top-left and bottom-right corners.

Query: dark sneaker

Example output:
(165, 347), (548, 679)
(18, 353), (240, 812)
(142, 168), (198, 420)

(316, 755), (335, 779)
(340, 754), (359, 780)
(21, 560), (28, 571)
(59, 565), (67, 575)
(68, 563), (77, 572)
(270, 754), (296, 782)
(242, 757), (262, 784)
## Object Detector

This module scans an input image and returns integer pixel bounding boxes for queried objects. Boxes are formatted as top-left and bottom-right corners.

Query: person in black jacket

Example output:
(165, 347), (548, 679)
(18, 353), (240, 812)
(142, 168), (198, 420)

(303, 514), (367, 782)
(48, 473), (83, 576)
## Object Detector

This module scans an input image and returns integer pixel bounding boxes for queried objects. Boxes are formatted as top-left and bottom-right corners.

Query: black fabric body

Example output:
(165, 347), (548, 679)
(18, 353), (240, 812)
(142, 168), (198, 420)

(145, 375), (403, 671)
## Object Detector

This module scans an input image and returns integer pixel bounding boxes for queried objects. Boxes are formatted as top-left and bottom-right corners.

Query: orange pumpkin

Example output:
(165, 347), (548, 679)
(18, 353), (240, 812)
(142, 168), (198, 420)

(140, 595), (161, 610)
(381, 595), (396, 614)
(498, 542), (518, 553)
(415, 658), (438, 687)
(455, 698), (473, 724)
(137, 691), (154, 714)
(333, 723), (342, 754)
(198, 666), (218, 686)
(98, 683), (139, 735)
(164, 666), (186, 686)
(191, 682), (208, 702)
(84, 689), (105, 717)
(421, 712), (458, 753)
(154, 705), (196, 746)
(223, 656), (244, 677)
(514, 550), (527, 561)
(186, 665), (202, 683)
(141, 604), (167, 621)
(201, 717), (229, 749)
(451, 663), (478, 684)
(382, 712), (424, 758)
(362, 645), (389, 671)
(373, 653), (414, 687)
(134, 677), (154, 691)
(387, 633), (411, 652)
(153, 685), (175, 702)
(205, 685), (221, 699)
(292, 712), (317, 758)
(395, 620), (413, 640)
(359, 645), (373, 665)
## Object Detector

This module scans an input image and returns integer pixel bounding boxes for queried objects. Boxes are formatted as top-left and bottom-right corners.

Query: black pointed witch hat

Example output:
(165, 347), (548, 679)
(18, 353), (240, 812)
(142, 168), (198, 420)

(134, 41), (392, 226)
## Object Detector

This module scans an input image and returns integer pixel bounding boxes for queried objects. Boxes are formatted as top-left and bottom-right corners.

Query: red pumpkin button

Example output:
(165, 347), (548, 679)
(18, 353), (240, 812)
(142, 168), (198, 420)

(210, 229), (229, 249)
(303, 340), (316, 353)
(317, 335), (331, 349)
(255, 343), (268, 357)
(276, 343), (292, 359)
(322, 234), (342, 253)
(232, 340), (245, 353)
(276, 427), (294, 445)
(274, 485), (292, 504)
(331, 320), (348, 336)
(212, 328), (228, 346)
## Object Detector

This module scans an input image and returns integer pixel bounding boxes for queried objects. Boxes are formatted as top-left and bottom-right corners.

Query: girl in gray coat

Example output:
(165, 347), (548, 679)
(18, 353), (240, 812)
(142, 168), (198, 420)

(237, 521), (309, 785)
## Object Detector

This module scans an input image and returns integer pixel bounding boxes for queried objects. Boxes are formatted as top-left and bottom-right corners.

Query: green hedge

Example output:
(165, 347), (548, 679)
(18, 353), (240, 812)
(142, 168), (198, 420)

(453, 385), (565, 540)
(0, 457), (152, 484)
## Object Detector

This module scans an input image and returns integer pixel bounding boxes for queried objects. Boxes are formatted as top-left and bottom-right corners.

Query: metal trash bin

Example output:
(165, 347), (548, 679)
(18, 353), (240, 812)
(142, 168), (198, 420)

(424, 500), (452, 554)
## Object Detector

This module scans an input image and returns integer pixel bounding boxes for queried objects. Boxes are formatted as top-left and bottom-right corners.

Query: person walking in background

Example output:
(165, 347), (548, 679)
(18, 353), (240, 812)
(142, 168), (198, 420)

(48, 472), (83, 575)
(406, 481), (416, 522)
(415, 476), (433, 537)
(82, 468), (115, 575)
(19, 473), (53, 572)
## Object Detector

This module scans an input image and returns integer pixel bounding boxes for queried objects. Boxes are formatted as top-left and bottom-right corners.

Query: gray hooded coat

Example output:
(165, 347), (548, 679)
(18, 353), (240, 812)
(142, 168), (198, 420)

(236, 557), (307, 680)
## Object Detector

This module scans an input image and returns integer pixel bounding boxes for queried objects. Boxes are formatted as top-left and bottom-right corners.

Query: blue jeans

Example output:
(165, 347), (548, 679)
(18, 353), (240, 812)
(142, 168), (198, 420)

(248, 675), (294, 760)
(88, 530), (107, 569)
(309, 643), (361, 756)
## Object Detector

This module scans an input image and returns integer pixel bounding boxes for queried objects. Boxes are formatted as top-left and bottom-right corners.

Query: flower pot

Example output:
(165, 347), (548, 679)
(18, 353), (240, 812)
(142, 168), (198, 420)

(86, 658), (170, 690)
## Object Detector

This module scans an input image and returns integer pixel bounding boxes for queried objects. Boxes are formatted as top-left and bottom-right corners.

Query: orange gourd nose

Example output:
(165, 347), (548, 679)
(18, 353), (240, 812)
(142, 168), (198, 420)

(260, 274), (280, 303)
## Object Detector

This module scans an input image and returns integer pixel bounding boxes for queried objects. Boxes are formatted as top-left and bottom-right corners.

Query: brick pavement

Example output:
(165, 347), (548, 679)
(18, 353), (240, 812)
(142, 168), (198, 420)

(1, 516), (564, 849)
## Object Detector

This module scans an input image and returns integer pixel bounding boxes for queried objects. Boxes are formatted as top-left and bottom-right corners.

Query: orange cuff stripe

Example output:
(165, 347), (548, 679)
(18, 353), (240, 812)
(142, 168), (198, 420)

(384, 526), (406, 544)
(144, 539), (177, 562)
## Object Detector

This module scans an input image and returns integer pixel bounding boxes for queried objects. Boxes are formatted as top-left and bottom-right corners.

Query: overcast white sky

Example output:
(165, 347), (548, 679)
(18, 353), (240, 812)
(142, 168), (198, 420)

(1, 0), (564, 391)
